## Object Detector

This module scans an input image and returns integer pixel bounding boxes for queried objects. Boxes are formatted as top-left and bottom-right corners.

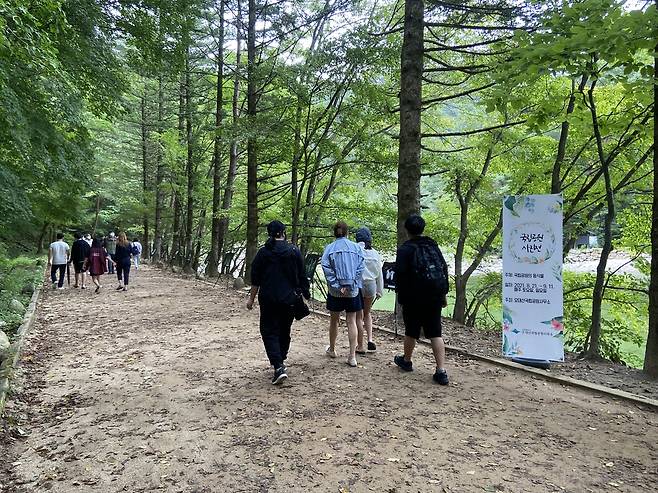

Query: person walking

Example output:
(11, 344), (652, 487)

(71, 232), (91, 289)
(393, 215), (450, 385)
(321, 221), (364, 367)
(84, 237), (112, 293)
(104, 232), (117, 274)
(84, 233), (92, 247)
(114, 232), (133, 291)
(355, 227), (383, 354)
(247, 221), (310, 385)
(48, 233), (70, 290)
(132, 237), (143, 270)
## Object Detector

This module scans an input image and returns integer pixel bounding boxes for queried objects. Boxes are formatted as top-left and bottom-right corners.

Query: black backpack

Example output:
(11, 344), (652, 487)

(410, 241), (449, 295)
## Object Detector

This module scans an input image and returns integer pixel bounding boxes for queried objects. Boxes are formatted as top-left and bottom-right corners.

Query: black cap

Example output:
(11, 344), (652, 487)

(266, 220), (286, 237)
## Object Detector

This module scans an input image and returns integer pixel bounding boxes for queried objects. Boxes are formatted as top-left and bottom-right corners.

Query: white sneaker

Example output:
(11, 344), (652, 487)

(346, 357), (357, 367)
(57, 287), (64, 290)
(325, 346), (337, 358)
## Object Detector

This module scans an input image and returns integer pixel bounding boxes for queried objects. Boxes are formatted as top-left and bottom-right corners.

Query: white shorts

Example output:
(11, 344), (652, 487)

(361, 279), (377, 298)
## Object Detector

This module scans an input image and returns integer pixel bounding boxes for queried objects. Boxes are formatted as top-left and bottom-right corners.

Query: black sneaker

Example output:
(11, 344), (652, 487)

(433, 369), (449, 385)
(394, 355), (413, 372)
(272, 366), (288, 385)
(367, 341), (377, 351)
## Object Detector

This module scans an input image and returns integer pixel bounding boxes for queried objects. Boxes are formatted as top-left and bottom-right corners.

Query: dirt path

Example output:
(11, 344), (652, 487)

(2, 266), (657, 493)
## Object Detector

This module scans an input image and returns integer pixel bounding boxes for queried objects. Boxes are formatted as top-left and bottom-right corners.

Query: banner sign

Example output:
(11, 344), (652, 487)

(382, 262), (396, 290)
(502, 194), (564, 362)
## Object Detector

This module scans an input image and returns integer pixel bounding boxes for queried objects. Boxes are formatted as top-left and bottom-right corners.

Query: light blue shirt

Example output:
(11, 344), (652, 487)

(321, 237), (364, 298)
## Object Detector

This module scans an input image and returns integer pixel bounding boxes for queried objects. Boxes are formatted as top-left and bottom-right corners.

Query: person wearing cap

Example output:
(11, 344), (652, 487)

(321, 221), (364, 367)
(355, 227), (384, 354)
(247, 220), (310, 385)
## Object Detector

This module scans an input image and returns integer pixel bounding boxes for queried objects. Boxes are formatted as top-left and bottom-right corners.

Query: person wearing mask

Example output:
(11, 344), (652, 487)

(394, 215), (450, 385)
(132, 237), (143, 270)
(104, 232), (117, 274)
(48, 233), (70, 290)
(321, 221), (364, 367)
(114, 232), (133, 291)
(247, 221), (310, 385)
(355, 227), (384, 354)
(84, 233), (92, 247)
(71, 232), (91, 289)
(84, 237), (112, 293)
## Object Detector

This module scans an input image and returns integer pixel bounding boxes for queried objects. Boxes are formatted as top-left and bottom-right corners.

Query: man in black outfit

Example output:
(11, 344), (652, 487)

(394, 215), (450, 385)
(247, 221), (310, 385)
(71, 232), (91, 289)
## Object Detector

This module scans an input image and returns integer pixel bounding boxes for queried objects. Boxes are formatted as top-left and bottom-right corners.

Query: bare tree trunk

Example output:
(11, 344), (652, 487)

(585, 76), (614, 359)
(153, 74), (165, 263)
(645, 31), (658, 377)
(140, 89), (150, 258)
(183, 46), (195, 273)
(171, 191), (182, 265)
(216, 0), (242, 272)
(37, 221), (49, 253)
(207, 0), (225, 277)
(291, 102), (303, 245)
(244, 0), (258, 284)
(397, 0), (424, 247)
(93, 193), (101, 236)
(551, 74), (588, 194)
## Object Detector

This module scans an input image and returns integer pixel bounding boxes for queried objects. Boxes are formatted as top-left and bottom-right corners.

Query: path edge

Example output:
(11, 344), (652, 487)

(0, 281), (42, 416)
(185, 271), (658, 411)
(306, 308), (658, 412)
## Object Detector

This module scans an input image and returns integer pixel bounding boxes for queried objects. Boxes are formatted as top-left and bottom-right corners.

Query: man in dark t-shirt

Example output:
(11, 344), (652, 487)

(394, 215), (450, 385)
(71, 232), (91, 289)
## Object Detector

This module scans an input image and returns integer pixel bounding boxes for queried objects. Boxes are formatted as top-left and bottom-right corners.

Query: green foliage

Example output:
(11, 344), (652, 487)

(0, 243), (42, 338)
(563, 272), (647, 365)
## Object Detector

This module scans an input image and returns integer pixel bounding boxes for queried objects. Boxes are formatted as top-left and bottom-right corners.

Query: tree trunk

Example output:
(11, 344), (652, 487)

(207, 0), (225, 277)
(645, 32), (658, 377)
(36, 221), (49, 253)
(396, 0), (424, 247)
(291, 102), (303, 245)
(244, 0), (258, 284)
(585, 76), (615, 359)
(171, 191), (182, 265)
(92, 193), (101, 236)
(216, 0), (242, 273)
(184, 46), (195, 273)
(153, 74), (165, 263)
(140, 89), (150, 258)
(171, 76), (186, 267)
(551, 74), (588, 193)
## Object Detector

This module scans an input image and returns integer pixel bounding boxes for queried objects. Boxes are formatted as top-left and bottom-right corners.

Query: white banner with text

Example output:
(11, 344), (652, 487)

(502, 194), (564, 362)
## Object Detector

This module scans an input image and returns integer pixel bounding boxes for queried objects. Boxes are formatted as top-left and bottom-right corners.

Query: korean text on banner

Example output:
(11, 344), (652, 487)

(502, 194), (564, 362)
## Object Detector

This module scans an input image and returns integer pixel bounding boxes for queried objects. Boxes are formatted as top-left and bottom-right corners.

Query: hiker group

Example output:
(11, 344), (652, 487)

(247, 215), (450, 387)
(48, 231), (143, 294)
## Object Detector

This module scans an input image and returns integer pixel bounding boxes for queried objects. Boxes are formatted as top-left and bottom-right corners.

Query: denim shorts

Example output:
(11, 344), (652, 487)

(326, 293), (363, 313)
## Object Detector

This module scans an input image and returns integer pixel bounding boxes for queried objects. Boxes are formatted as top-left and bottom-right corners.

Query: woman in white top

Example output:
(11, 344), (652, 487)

(355, 227), (384, 353)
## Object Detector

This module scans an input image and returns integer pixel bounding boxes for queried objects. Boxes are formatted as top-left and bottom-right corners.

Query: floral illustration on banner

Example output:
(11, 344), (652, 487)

(503, 335), (522, 356)
(508, 222), (556, 264)
(504, 196), (536, 218)
(547, 199), (563, 214)
(552, 263), (562, 282)
(542, 316), (564, 339)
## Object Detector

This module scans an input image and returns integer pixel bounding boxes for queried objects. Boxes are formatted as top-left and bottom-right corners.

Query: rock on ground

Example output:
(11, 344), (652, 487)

(1, 266), (657, 493)
(9, 299), (25, 315)
(0, 329), (9, 353)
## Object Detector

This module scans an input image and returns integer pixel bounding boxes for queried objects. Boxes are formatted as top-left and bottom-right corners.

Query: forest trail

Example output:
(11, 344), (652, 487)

(2, 267), (657, 493)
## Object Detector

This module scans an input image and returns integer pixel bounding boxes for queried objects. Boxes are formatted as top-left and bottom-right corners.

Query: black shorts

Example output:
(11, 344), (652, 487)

(326, 293), (363, 313)
(73, 261), (86, 274)
(402, 304), (442, 339)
